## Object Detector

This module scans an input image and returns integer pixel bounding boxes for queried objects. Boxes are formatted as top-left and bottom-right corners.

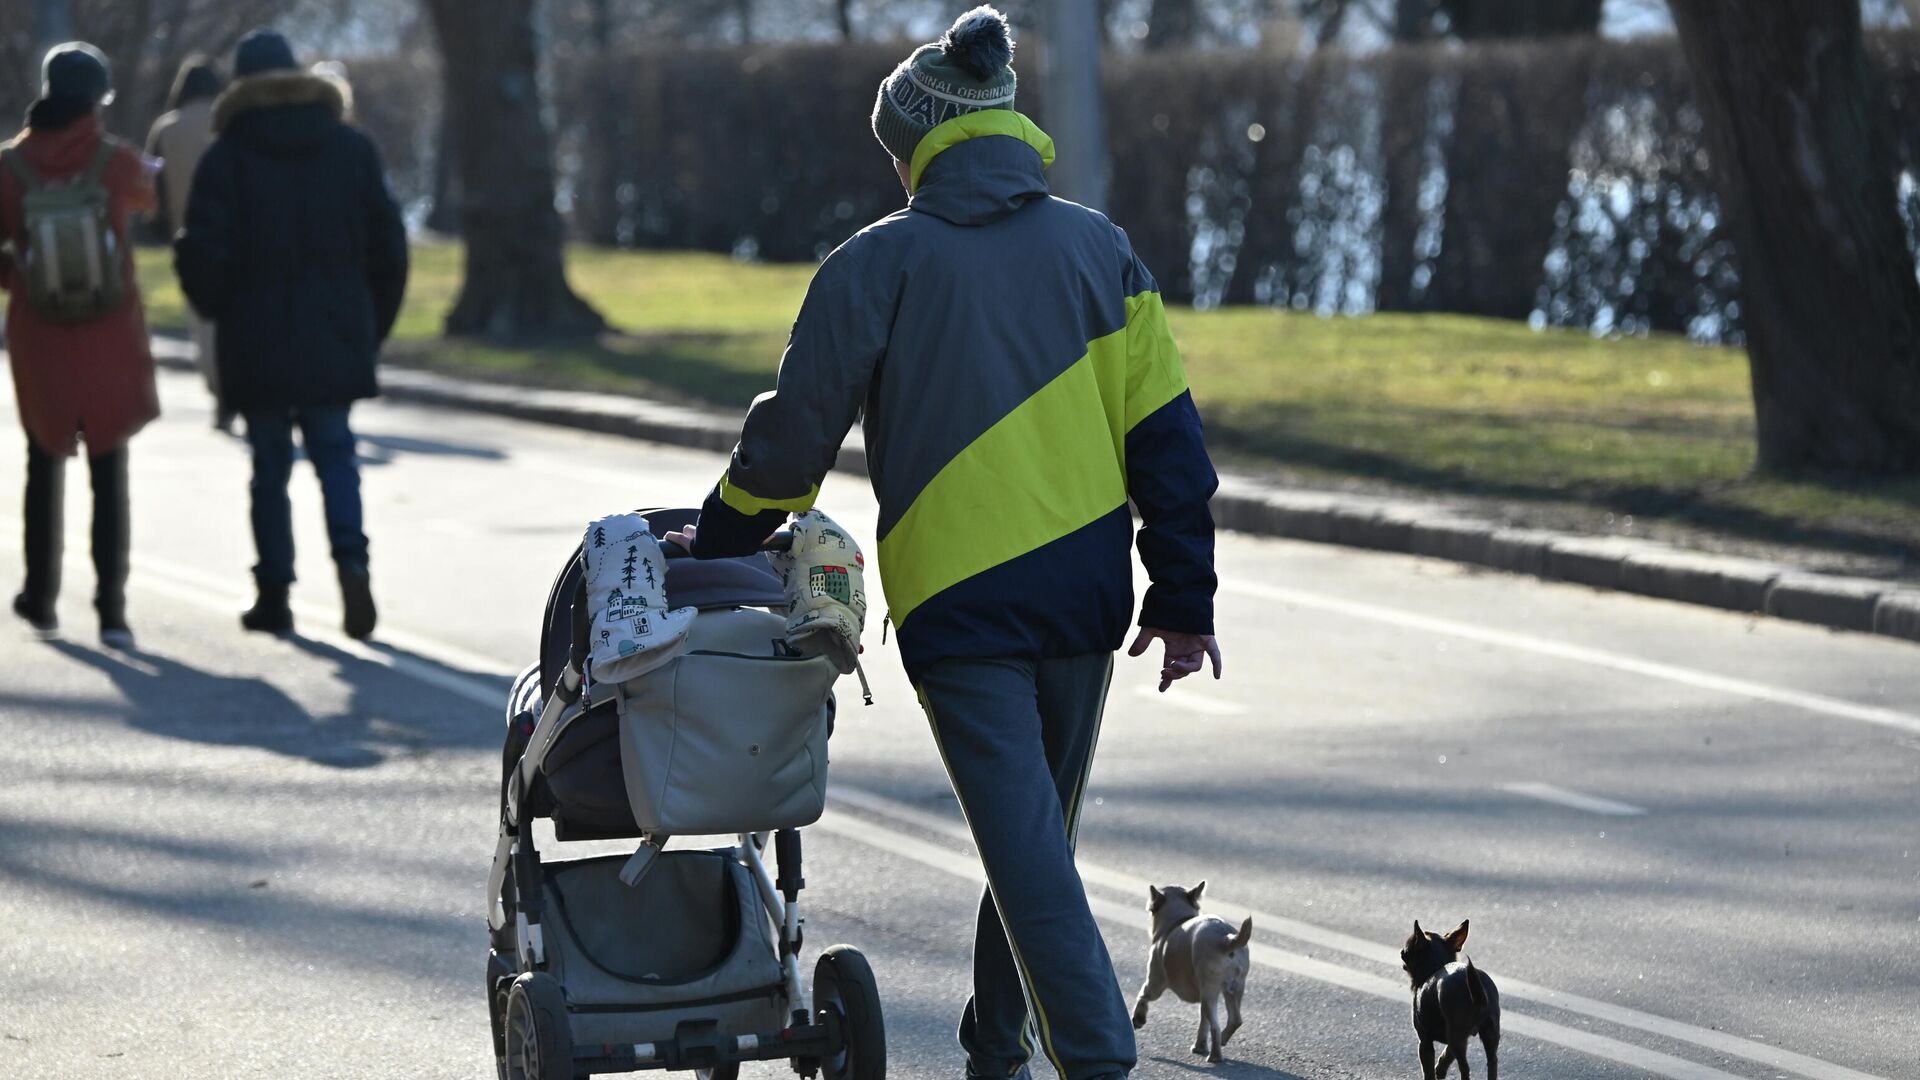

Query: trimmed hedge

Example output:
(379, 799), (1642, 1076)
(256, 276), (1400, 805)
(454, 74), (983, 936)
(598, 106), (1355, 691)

(546, 32), (1920, 340)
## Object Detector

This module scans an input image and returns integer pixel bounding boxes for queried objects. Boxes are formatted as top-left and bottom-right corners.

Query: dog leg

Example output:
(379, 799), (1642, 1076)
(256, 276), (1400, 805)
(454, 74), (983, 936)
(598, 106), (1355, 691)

(1203, 998), (1224, 1063)
(1435, 1045), (1454, 1079)
(1481, 1020), (1500, 1080)
(1192, 1004), (1211, 1057)
(1419, 1040), (1438, 1080)
(1449, 1040), (1472, 1080)
(1132, 962), (1166, 1030)
(1220, 984), (1243, 1047)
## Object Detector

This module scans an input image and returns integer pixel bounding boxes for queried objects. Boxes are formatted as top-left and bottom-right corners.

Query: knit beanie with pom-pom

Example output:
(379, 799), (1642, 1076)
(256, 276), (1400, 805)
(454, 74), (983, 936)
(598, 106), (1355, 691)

(872, 6), (1018, 164)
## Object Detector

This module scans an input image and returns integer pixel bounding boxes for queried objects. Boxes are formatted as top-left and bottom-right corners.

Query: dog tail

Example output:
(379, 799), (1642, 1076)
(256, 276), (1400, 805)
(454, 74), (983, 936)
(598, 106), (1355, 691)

(1465, 956), (1490, 1008)
(1226, 916), (1253, 953)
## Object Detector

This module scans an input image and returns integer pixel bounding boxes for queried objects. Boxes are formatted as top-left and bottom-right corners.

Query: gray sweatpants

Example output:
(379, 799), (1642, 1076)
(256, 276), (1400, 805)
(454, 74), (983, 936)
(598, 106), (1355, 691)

(916, 653), (1133, 1080)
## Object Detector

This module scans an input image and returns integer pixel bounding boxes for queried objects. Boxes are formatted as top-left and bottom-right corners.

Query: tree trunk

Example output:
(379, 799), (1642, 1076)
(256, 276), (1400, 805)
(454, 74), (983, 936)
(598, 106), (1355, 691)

(423, 108), (462, 236)
(1373, 1), (1441, 311)
(1144, 0), (1198, 49)
(423, 0), (603, 339)
(32, 0), (74, 56)
(1670, 0), (1920, 470)
(576, 0), (622, 246)
(1427, 39), (1592, 320)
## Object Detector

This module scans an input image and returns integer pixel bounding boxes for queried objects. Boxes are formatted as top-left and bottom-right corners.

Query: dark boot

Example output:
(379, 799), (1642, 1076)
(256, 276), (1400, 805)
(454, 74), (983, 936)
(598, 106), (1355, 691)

(339, 565), (376, 640)
(241, 583), (294, 634)
(12, 592), (56, 636)
(20, 439), (62, 634)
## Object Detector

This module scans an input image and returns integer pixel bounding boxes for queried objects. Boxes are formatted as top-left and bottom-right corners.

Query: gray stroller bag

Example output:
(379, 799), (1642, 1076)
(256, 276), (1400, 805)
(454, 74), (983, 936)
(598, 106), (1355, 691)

(609, 606), (837, 837)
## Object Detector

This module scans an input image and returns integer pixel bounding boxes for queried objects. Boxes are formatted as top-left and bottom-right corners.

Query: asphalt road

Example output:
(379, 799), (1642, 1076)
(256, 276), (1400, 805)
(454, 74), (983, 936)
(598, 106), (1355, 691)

(1, 365), (1915, 1080)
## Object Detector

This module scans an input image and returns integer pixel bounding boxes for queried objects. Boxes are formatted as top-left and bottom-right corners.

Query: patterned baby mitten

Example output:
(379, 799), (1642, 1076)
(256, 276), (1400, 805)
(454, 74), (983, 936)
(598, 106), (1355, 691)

(770, 510), (868, 675)
(582, 512), (696, 684)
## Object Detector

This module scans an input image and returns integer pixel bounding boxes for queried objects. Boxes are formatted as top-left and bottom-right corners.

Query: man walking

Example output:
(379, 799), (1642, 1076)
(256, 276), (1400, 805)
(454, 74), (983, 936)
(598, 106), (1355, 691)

(175, 29), (408, 639)
(682, 9), (1221, 1079)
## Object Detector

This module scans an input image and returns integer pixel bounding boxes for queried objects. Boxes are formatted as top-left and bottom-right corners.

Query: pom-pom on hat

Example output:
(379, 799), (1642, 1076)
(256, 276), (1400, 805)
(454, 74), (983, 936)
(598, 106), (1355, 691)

(872, 6), (1018, 165)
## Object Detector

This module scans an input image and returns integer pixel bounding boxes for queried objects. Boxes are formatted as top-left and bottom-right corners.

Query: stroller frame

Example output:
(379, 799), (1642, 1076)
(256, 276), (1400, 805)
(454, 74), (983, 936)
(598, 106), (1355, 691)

(486, 520), (882, 1080)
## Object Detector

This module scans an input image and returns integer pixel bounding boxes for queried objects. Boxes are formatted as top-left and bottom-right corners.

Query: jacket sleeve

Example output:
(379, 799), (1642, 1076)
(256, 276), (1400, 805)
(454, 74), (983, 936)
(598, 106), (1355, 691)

(173, 142), (234, 319)
(692, 243), (891, 558)
(359, 135), (408, 343)
(1119, 232), (1218, 635)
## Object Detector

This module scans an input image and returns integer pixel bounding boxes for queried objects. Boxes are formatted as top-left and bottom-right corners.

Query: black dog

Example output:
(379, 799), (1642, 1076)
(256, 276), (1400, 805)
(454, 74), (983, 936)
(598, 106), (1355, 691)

(1401, 919), (1500, 1080)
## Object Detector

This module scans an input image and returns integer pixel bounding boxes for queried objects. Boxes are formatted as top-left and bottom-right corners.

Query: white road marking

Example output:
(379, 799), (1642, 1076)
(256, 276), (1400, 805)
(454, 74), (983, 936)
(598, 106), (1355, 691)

(88, 543), (1893, 1080)
(1224, 579), (1920, 736)
(1502, 782), (1648, 817)
(1130, 683), (1248, 716)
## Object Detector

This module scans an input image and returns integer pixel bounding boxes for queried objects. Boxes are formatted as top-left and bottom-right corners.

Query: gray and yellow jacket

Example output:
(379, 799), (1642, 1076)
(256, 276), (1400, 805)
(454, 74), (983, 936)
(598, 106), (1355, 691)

(693, 112), (1217, 677)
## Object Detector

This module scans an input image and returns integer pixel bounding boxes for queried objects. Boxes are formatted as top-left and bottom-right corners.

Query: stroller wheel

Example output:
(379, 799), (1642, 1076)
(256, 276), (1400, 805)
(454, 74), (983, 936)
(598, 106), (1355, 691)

(504, 972), (574, 1080)
(814, 945), (886, 1080)
(695, 1067), (739, 1080)
(487, 952), (515, 1078)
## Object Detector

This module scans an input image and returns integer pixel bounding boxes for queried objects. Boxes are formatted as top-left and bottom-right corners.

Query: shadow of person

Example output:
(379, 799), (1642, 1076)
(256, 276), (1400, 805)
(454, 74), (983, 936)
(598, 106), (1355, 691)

(353, 432), (509, 467)
(282, 633), (510, 754)
(46, 639), (386, 768)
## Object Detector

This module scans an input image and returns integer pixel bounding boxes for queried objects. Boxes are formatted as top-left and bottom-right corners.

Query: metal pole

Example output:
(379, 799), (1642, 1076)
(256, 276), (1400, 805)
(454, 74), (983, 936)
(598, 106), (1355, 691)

(1043, 0), (1109, 210)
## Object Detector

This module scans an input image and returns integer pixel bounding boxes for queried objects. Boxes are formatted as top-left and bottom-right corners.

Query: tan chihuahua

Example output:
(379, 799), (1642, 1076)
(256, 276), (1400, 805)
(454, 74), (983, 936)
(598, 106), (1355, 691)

(1131, 881), (1253, 1063)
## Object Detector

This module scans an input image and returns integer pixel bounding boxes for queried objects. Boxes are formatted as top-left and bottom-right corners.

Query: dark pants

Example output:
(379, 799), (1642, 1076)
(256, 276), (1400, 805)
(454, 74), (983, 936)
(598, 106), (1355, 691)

(21, 439), (129, 620)
(916, 653), (1132, 1080)
(244, 406), (367, 586)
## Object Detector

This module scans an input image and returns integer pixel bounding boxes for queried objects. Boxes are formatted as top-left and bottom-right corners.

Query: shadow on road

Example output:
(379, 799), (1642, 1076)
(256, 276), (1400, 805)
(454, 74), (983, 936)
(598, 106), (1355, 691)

(354, 431), (508, 465)
(1142, 1053), (1311, 1079)
(42, 634), (505, 768)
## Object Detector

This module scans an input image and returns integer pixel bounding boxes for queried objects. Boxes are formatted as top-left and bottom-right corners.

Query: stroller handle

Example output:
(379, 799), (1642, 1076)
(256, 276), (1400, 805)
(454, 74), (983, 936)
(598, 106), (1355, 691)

(659, 530), (794, 560)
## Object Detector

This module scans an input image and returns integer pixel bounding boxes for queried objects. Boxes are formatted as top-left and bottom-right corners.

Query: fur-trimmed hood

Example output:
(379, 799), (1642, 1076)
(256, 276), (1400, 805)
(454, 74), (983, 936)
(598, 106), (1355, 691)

(213, 68), (351, 134)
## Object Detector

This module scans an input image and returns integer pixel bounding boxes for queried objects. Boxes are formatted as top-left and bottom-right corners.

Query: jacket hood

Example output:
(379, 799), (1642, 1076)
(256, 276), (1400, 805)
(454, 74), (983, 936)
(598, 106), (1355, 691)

(908, 110), (1053, 227)
(213, 69), (351, 154)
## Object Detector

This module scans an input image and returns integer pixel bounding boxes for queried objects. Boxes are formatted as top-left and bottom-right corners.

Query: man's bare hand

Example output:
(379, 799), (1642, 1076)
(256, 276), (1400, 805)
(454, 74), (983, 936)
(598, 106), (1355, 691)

(1128, 628), (1223, 693)
(661, 525), (698, 552)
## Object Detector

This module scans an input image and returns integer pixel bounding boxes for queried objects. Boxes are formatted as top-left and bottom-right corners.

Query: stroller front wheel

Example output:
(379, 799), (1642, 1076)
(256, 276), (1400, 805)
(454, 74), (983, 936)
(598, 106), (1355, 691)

(694, 1067), (739, 1080)
(505, 972), (574, 1080)
(814, 945), (886, 1080)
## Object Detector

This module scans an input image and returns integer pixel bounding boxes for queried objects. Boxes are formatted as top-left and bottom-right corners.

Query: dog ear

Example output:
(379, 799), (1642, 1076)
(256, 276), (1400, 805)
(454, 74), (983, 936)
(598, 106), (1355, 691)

(1412, 919), (1423, 939)
(1445, 920), (1470, 952)
(1148, 885), (1164, 911)
(1187, 881), (1207, 904)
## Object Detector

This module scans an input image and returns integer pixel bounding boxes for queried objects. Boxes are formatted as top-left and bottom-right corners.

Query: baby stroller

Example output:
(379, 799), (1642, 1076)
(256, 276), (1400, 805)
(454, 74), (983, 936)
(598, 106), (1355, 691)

(487, 507), (885, 1080)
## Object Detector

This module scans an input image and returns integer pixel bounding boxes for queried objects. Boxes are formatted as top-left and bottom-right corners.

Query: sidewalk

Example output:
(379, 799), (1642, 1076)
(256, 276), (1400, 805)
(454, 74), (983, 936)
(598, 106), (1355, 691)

(149, 338), (1920, 647)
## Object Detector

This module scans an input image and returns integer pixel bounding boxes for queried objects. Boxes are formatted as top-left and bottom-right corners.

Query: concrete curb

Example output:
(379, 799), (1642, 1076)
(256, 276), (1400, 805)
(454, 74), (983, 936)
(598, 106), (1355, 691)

(154, 346), (1920, 648)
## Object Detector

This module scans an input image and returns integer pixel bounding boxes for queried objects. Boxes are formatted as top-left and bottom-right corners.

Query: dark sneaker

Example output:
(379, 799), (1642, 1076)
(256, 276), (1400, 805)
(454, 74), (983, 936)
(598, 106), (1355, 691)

(339, 567), (376, 641)
(12, 593), (57, 638)
(241, 584), (294, 635)
(100, 625), (135, 651)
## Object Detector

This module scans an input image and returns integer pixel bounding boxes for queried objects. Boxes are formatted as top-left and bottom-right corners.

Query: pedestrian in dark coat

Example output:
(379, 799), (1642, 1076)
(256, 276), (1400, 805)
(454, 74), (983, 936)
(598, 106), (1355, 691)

(2, 42), (158, 648)
(175, 28), (408, 639)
